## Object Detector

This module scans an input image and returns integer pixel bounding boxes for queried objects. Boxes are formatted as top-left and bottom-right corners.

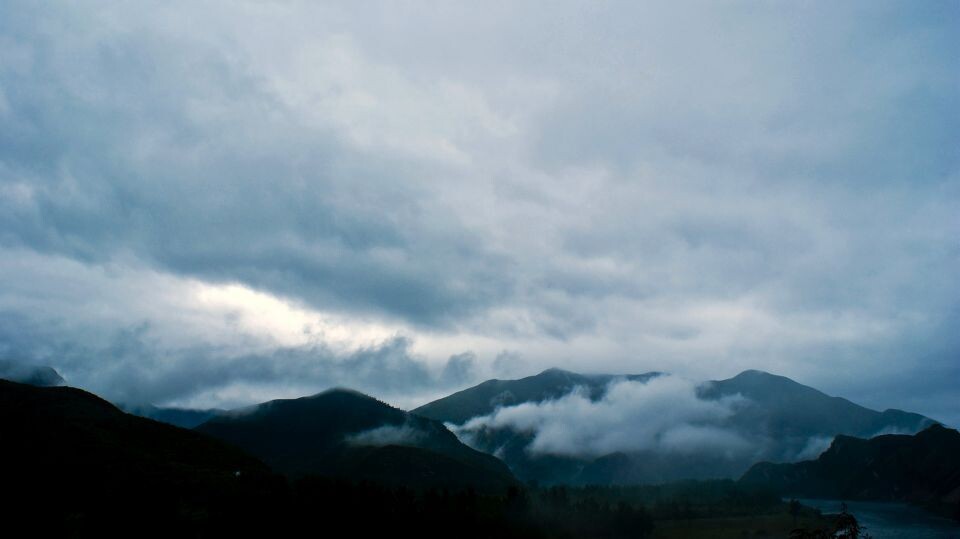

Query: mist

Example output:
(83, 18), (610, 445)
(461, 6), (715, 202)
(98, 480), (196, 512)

(345, 422), (427, 447)
(453, 375), (754, 458)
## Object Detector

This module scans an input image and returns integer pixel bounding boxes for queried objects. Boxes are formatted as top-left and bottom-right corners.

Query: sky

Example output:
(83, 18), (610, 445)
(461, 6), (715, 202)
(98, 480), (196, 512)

(0, 1), (957, 424)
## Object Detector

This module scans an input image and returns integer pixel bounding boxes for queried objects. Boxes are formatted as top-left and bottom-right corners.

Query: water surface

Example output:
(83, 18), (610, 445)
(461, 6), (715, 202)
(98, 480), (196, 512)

(797, 499), (958, 539)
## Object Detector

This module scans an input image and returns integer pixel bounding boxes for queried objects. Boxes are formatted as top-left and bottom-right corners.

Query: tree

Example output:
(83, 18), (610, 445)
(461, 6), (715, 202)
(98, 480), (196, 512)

(834, 502), (872, 539)
(791, 502), (872, 539)
(788, 498), (801, 526)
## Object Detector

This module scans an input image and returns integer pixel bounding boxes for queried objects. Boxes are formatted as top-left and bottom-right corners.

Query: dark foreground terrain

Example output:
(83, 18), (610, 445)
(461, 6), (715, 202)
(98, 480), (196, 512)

(4, 368), (953, 537)
(741, 424), (960, 519)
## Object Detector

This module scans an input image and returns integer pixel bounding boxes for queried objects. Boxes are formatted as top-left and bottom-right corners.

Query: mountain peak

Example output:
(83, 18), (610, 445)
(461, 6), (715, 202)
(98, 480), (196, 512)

(415, 368), (662, 426)
(313, 387), (378, 400)
(918, 422), (952, 436)
(537, 367), (576, 377)
(0, 360), (66, 387)
(196, 384), (516, 490)
(722, 369), (811, 392)
(732, 369), (786, 381)
(701, 369), (806, 396)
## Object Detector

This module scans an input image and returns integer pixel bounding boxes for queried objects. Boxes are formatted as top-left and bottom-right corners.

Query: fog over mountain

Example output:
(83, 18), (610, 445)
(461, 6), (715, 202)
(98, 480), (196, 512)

(0, 1), (957, 424)
(455, 375), (751, 458)
(0, 360), (65, 387)
(425, 369), (936, 484)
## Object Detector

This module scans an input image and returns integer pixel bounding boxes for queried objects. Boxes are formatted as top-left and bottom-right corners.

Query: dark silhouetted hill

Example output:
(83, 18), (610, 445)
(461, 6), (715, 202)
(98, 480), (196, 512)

(0, 379), (661, 538)
(196, 388), (517, 491)
(740, 424), (960, 517)
(0, 379), (282, 537)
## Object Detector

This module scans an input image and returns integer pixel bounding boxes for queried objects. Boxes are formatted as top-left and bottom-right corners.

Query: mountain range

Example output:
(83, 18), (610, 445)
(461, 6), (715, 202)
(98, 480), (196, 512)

(0, 359), (942, 490)
(0, 361), (517, 491)
(1, 356), (957, 537)
(414, 368), (936, 485)
(414, 367), (662, 424)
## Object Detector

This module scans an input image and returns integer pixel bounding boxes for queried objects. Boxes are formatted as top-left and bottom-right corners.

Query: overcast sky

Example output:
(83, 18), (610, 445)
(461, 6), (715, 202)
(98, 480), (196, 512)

(1, 1), (957, 423)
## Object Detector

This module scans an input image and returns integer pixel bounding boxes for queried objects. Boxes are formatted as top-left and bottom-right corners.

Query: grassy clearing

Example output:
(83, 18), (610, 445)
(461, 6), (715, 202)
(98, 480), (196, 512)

(653, 512), (834, 539)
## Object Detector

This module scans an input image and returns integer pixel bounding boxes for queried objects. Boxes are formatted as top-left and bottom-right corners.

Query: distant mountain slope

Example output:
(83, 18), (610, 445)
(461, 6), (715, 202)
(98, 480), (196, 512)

(699, 369), (933, 449)
(414, 368), (661, 424)
(419, 368), (937, 486)
(740, 424), (960, 518)
(0, 379), (277, 535)
(0, 359), (65, 386)
(0, 360), (225, 429)
(122, 403), (224, 428)
(196, 388), (516, 491)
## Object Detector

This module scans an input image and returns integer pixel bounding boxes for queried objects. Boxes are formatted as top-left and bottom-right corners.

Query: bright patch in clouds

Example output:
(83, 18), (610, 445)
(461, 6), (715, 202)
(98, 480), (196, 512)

(194, 282), (398, 350)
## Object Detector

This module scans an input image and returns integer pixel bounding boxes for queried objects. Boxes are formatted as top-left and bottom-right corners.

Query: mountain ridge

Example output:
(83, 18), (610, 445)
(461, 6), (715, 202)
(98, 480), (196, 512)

(196, 387), (517, 491)
(414, 367), (662, 425)
(122, 403), (225, 428)
(415, 367), (937, 485)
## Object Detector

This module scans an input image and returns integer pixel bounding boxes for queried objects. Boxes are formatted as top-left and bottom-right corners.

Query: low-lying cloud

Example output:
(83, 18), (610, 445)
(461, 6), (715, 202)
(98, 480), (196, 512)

(454, 375), (752, 458)
(346, 422), (428, 447)
(793, 435), (834, 461)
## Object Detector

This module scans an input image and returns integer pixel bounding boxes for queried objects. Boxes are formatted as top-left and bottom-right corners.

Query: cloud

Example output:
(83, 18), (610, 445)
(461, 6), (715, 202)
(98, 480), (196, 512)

(346, 422), (428, 447)
(793, 436), (834, 461)
(0, 308), (472, 409)
(0, 1), (956, 419)
(0, 359), (65, 386)
(454, 375), (752, 458)
(0, 250), (481, 408)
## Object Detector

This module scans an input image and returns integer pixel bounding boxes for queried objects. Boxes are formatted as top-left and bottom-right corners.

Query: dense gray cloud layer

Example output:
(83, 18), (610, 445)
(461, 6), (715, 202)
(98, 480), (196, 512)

(455, 376), (753, 458)
(0, 2), (957, 421)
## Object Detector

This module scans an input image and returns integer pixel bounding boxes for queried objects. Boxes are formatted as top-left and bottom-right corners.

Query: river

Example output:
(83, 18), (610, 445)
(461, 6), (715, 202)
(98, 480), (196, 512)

(797, 499), (958, 538)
